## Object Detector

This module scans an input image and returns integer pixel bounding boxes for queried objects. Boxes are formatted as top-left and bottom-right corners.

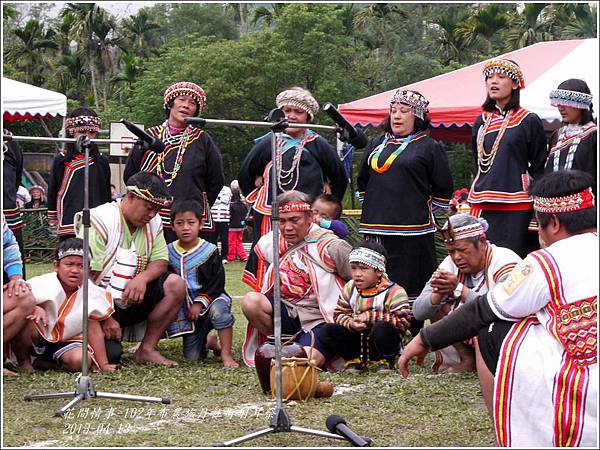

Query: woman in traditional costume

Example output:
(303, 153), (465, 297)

(47, 108), (111, 240)
(124, 81), (225, 243)
(237, 87), (348, 290)
(357, 89), (453, 334)
(546, 79), (596, 189)
(467, 59), (548, 258)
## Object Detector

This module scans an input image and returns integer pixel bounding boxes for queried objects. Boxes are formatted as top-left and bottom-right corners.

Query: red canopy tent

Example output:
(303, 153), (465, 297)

(338, 39), (598, 143)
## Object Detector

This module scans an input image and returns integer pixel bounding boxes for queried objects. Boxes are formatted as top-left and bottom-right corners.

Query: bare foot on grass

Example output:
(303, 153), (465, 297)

(98, 363), (120, 372)
(134, 347), (178, 367)
(3, 367), (17, 376)
(221, 355), (239, 369)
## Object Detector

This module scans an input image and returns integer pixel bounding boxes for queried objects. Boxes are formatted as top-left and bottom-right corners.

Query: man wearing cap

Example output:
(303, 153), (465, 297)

(238, 87), (348, 290)
(399, 170), (597, 447)
(413, 213), (521, 373)
(240, 190), (352, 368)
(76, 171), (186, 366)
(124, 81), (225, 243)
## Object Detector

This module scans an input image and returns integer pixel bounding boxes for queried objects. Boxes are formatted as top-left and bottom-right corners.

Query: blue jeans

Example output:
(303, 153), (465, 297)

(182, 294), (235, 360)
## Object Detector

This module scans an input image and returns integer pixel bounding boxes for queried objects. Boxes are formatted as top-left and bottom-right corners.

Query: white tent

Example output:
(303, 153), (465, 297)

(2, 77), (67, 122)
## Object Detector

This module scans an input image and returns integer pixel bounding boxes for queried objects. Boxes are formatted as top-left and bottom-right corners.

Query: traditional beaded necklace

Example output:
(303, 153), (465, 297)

(156, 123), (192, 187)
(369, 132), (426, 174)
(550, 123), (597, 172)
(275, 132), (309, 192)
(476, 110), (513, 174)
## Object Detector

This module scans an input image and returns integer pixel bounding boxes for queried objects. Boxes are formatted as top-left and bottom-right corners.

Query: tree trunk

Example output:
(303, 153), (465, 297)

(89, 62), (100, 112)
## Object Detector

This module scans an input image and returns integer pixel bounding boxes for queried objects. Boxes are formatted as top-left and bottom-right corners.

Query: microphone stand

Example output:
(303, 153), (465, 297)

(12, 135), (171, 416)
(185, 115), (345, 446)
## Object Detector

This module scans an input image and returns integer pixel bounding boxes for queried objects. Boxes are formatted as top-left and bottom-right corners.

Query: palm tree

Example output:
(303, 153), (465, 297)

(250, 3), (285, 28)
(111, 53), (142, 98)
(60, 3), (116, 111)
(505, 3), (553, 50)
(54, 52), (88, 100)
(91, 13), (124, 110)
(351, 4), (408, 58)
(428, 7), (470, 64)
(455, 4), (510, 56)
(225, 3), (251, 35)
(121, 9), (161, 57)
(549, 3), (597, 39)
(9, 19), (58, 84)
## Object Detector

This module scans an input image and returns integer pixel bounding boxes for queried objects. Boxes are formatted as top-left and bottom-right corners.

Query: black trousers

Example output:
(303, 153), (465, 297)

(204, 221), (229, 260)
(319, 322), (401, 363)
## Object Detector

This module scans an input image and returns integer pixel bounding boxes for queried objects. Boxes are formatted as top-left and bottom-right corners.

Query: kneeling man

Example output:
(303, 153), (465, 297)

(77, 171), (186, 366)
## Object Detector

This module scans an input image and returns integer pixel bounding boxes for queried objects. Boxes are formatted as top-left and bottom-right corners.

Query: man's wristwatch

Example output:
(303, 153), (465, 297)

(453, 282), (464, 299)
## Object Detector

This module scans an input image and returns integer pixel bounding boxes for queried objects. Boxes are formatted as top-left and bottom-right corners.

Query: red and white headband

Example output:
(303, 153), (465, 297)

(279, 201), (311, 214)
(533, 187), (595, 214)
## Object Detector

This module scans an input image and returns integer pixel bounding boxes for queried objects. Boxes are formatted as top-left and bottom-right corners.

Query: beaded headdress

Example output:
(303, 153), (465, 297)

(276, 88), (319, 120)
(389, 89), (430, 120)
(434, 215), (488, 244)
(126, 185), (173, 207)
(164, 81), (207, 114)
(549, 89), (594, 110)
(279, 201), (311, 214)
(533, 187), (595, 214)
(57, 246), (89, 261)
(65, 115), (102, 134)
(482, 59), (525, 89)
(349, 247), (386, 272)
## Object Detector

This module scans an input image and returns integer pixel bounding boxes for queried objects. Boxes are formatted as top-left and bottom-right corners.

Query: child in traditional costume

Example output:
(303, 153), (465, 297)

(320, 240), (412, 373)
(13, 238), (116, 372)
(167, 199), (238, 368)
(312, 193), (349, 239)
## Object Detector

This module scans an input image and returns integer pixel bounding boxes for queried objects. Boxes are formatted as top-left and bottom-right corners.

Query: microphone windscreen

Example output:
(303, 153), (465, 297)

(326, 414), (346, 432)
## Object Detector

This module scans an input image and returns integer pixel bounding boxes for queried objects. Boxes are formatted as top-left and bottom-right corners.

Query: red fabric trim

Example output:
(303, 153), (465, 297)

(470, 202), (532, 211)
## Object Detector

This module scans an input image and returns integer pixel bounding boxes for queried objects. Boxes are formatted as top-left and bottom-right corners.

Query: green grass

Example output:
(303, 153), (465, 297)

(2, 262), (495, 447)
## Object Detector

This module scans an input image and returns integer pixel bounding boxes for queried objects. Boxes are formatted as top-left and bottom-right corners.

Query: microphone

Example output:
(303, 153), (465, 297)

(264, 108), (286, 123)
(323, 103), (368, 149)
(326, 415), (371, 447)
(120, 119), (165, 153)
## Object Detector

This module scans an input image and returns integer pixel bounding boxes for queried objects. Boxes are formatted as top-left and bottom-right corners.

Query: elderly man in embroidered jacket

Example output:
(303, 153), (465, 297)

(413, 213), (521, 373)
(241, 190), (352, 368)
(399, 170), (598, 447)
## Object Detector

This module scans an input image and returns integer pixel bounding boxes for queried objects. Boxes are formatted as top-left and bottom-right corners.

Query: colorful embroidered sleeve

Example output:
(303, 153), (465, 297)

(333, 281), (355, 329)
(47, 157), (64, 225)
